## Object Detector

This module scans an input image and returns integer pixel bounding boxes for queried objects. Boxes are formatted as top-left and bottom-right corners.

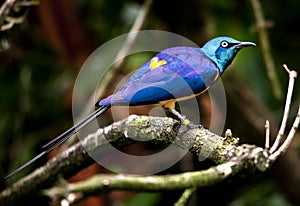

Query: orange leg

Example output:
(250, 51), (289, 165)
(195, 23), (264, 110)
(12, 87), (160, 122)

(160, 100), (191, 126)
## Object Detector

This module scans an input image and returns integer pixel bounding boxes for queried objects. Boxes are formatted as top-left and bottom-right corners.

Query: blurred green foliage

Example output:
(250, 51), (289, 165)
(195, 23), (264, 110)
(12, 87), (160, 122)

(231, 179), (292, 206)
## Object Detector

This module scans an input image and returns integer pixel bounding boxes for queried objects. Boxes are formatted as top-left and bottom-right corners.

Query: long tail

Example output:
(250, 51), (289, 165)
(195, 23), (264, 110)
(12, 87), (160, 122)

(5, 105), (110, 179)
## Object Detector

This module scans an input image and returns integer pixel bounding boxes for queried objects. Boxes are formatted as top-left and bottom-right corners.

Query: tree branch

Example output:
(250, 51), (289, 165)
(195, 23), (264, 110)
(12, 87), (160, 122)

(0, 0), (39, 31)
(0, 115), (267, 205)
(1, 67), (298, 205)
(249, 0), (282, 99)
(175, 187), (197, 206)
(269, 65), (297, 153)
(44, 161), (238, 196)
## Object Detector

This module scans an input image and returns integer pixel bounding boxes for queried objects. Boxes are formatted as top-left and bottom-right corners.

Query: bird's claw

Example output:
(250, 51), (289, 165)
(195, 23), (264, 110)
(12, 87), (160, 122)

(180, 118), (203, 129)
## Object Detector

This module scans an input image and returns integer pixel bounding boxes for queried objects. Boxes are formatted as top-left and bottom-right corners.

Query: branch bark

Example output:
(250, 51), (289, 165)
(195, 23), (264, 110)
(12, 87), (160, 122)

(1, 67), (298, 205)
(0, 115), (268, 205)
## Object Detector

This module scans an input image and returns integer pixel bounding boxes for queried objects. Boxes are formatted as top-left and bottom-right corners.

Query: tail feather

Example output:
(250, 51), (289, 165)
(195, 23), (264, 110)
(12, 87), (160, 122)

(5, 106), (110, 179)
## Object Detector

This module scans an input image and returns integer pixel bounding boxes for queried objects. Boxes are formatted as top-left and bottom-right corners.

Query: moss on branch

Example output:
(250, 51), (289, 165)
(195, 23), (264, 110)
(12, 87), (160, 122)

(0, 115), (269, 205)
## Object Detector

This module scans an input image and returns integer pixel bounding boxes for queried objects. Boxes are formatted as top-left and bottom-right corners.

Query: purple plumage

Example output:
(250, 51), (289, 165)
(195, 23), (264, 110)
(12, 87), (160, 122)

(98, 47), (219, 106)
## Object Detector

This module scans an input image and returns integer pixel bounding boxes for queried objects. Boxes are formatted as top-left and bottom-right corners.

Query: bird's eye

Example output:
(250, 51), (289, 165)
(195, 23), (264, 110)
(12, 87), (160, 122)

(220, 41), (229, 48)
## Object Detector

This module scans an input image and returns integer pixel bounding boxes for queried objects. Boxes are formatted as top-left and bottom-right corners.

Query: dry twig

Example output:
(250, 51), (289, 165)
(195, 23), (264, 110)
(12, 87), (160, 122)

(0, 0), (38, 31)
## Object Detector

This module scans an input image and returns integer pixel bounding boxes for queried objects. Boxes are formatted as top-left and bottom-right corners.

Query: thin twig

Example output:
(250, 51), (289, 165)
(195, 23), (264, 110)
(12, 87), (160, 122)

(269, 105), (300, 160)
(249, 0), (282, 99)
(79, 0), (153, 118)
(60, 0), (153, 150)
(42, 161), (239, 199)
(94, 0), (153, 99)
(265, 120), (270, 149)
(0, 0), (38, 31)
(41, 145), (269, 202)
(0, 1), (10, 20)
(174, 187), (197, 206)
(269, 65), (297, 153)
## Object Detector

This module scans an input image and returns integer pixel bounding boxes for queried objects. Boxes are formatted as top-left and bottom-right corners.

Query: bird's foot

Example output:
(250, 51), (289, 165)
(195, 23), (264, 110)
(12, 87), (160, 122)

(181, 118), (203, 129)
(168, 108), (203, 129)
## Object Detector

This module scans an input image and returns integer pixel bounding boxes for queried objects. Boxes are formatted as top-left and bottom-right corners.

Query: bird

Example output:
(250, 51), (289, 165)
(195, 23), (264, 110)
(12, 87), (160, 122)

(5, 36), (256, 179)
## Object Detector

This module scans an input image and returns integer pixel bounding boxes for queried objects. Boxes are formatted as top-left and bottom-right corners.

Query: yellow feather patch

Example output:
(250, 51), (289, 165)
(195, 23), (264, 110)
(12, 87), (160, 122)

(160, 100), (176, 109)
(150, 57), (167, 70)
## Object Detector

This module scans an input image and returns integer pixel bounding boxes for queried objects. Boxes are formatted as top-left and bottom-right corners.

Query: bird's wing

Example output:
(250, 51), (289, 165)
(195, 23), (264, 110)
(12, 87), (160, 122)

(98, 47), (219, 106)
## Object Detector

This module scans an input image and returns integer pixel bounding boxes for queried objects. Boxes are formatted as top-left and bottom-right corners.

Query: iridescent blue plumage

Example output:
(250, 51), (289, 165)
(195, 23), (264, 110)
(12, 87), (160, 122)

(5, 36), (255, 179)
(98, 36), (255, 107)
(98, 47), (218, 106)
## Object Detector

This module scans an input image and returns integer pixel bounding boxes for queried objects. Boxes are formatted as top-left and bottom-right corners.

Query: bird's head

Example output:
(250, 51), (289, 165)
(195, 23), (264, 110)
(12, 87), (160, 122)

(201, 36), (256, 74)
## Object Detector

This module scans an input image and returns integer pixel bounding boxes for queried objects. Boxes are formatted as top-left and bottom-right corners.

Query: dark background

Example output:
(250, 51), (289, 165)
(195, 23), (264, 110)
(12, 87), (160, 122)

(0, 0), (299, 205)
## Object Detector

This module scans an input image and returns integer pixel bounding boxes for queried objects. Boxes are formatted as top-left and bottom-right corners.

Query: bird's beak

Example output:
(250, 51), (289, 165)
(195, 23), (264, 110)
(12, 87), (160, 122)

(236, 41), (256, 49)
